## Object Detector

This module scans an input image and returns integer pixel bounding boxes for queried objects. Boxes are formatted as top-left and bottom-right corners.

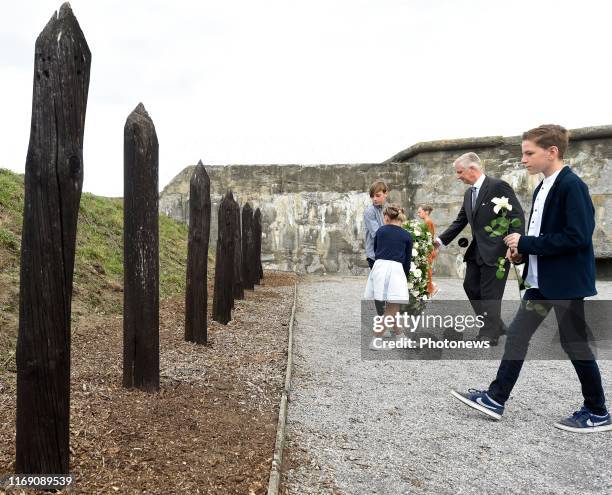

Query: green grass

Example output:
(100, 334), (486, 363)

(0, 168), (193, 299)
(0, 168), (24, 213)
(0, 227), (19, 252)
(0, 167), (211, 371)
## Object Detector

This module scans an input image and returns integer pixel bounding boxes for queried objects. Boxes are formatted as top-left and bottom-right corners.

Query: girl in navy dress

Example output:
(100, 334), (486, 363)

(364, 204), (413, 342)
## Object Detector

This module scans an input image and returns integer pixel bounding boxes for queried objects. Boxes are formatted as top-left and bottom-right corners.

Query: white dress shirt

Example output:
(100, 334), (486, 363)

(524, 169), (561, 289)
(470, 173), (486, 207)
(437, 174), (486, 248)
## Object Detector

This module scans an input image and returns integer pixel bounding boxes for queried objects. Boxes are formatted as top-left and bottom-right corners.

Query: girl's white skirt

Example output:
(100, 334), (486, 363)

(364, 259), (410, 303)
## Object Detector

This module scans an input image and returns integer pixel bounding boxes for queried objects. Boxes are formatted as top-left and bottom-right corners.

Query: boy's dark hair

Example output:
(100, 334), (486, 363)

(369, 180), (388, 198)
(419, 204), (433, 214)
(522, 124), (570, 159)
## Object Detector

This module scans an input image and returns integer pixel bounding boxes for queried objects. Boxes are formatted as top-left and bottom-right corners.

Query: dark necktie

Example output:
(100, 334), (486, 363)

(471, 186), (478, 210)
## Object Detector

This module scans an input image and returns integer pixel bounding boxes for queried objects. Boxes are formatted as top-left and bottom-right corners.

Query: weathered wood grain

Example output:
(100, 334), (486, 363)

(16, 3), (91, 475)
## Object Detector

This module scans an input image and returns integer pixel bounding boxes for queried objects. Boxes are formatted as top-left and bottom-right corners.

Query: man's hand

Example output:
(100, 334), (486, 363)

(506, 247), (522, 264)
(504, 233), (521, 250)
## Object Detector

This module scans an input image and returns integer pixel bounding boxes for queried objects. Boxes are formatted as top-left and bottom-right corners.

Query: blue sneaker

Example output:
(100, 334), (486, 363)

(554, 406), (612, 433)
(451, 388), (504, 420)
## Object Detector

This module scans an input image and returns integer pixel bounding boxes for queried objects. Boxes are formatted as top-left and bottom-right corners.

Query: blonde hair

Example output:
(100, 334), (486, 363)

(383, 203), (406, 223)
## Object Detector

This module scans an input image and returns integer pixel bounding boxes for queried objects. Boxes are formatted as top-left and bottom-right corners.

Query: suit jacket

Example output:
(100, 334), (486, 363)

(518, 166), (596, 299)
(439, 176), (525, 267)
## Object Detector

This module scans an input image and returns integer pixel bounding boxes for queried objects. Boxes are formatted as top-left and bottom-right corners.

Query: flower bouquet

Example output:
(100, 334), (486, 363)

(401, 219), (435, 313)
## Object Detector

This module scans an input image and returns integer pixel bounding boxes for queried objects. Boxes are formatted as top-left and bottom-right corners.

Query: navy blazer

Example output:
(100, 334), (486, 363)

(518, 166), (596, 299)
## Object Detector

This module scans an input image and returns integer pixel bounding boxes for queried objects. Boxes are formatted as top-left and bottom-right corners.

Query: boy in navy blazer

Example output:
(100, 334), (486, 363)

(451, 124), (610, 433)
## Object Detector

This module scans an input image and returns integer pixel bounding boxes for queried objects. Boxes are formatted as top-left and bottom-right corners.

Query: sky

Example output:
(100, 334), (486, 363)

(1, 0), (611, 197)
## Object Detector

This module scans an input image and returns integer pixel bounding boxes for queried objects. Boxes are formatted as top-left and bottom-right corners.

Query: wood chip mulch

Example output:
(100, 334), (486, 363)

(0, 270), (296, 494)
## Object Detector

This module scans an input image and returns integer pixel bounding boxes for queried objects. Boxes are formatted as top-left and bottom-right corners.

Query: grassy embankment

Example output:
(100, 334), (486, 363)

(0, 168), (210, 376)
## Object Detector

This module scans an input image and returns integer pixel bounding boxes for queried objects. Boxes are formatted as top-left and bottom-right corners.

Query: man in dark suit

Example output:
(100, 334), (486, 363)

(452, 124), (610, 433)
(434, 152), (524, 345)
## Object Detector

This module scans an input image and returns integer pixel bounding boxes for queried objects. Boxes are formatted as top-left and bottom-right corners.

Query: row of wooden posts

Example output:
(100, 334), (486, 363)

(185, 163), (264, 345)
(15, 4), (263, 475)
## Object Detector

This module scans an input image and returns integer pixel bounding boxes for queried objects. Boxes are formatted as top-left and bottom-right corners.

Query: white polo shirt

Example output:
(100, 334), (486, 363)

(524, 169), (561, 289)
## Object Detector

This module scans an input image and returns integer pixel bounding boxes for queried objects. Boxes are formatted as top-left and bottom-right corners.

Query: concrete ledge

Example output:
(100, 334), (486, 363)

(385, 124), (612, 163)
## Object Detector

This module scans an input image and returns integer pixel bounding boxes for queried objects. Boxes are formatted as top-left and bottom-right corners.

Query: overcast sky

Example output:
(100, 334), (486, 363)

(1, 0), (611, 197)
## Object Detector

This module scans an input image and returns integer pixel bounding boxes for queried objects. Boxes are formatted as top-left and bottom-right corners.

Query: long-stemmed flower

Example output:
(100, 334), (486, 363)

(485, 197), (524, 297)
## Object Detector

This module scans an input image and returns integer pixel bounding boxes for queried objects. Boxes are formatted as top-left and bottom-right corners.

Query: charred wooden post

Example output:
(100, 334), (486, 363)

(16, 3), (91, 475)
(185, 160), (211, 344)
(123, 103), (159, 391)
(212, 192), (235, 324)
(254, 207), (263, 283)
(232, 197), (244, 302)
(241, 202), (255, 290)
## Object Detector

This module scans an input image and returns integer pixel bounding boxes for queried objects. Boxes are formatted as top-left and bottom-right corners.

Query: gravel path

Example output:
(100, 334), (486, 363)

(283, 275), (612, 495)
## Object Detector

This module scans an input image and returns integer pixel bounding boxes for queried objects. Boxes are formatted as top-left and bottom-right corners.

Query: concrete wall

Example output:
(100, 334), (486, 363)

(160, 125), (612, 277)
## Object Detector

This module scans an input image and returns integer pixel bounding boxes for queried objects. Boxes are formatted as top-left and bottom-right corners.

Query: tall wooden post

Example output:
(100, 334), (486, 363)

(241, 202), (255, 291)
(16, 3), (91, 475)
(254, 207), (263, 283)
(185, 160), (211, 344)
(212, 192), (235, 324)
(123, 103), (159, 391)
(232, 197), (244, 302)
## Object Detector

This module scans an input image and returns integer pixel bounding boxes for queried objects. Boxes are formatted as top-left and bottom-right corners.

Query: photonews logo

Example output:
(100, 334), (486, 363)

(368, 336), (491, 351)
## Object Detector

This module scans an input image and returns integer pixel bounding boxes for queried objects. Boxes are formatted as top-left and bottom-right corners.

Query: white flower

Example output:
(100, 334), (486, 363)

(492, 196), (513, 214)
(422, 295), (428, 301)
(414, 229), (421, 237)
(413, 242), (419, 249)
(407, 282), (413, 289)
(413, 269), (422, 279)
(412, 248), (418, 257)
(411, 290), (419, 297)
(410, 262), (417, 272)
